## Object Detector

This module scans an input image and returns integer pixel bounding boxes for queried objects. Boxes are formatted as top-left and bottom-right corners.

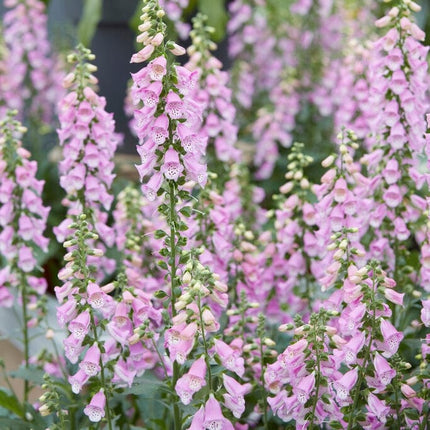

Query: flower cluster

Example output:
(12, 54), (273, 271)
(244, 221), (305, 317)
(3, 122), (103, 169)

(0, 0), (63, 124)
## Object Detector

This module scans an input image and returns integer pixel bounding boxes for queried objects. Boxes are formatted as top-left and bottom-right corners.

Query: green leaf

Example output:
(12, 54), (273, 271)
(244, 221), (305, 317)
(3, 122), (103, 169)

(9, 366), (45, 386)
(198, 0), (227, 41)
(0, 389), (24, 419)
(179, 206), (192, 217)
(154, 290), (168, 299)
(154, 229), (167, 239)
(158, 260), (168, 270)
(0, 418), (32, 430)
(77, 0), (103, 47)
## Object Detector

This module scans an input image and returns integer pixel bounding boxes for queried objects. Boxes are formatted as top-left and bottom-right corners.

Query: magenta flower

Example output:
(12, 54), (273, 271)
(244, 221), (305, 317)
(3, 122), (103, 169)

(79, 344), (101, 376)
(334, 368), (358, 402)
(140, 81), (163, 107)
(342, 331), (366, 364)
(87, 282), (107, 309)
(68, 369), (90, 394)
(84, 390), (106, 423)
(293, 372), (316, 405)
(113, 358), (136, 388)
(223, 374), (252, 418)
(373, 352), (396, 386)
(165, 91), (184, 119)
(366, 392), (390, 424)
(188, 406), (205, 429)
(379, 319), (404, 357)
(148, 56), (167, 81)
(141, 172), (163, 202)
(175, 357), (207, 405)
(214, 339), (245, 377)
(161, 147), (184, 181)
(421, 299), (430, 326)
(63, 334), (84, 364)
(150, 114), (169, 145)
(68, 310), (91, 340)
(203, 394), (234, 430)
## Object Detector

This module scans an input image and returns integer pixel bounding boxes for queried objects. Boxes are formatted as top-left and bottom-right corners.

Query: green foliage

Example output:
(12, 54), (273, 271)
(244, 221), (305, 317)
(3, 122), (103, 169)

(77, 0), (103, 47)
(0, 389), (24, 419)
(198, 0), (227, 41)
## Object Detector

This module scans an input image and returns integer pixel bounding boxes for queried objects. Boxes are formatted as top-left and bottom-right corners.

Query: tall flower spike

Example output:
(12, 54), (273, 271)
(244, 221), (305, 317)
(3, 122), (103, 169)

(186, 13), (241, 166)
(0, 110), (50, 402)
(130, 0), (207, 189)
(0, 0), (63, 124)
(55, 44), (120, 280)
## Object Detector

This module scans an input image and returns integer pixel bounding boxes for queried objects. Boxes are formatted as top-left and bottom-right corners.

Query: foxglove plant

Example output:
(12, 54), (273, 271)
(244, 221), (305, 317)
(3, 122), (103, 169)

(54, 44), (120, 280)
(129, 1), (216, 426)
(186, 13), (241, 166)
(48, 46), (123, 427)
(0, 0), (63, 125)
(0, 110), (50, 403)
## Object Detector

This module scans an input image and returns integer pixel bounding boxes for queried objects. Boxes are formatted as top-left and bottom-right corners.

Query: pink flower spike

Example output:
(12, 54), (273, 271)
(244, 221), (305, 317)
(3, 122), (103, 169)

(79, 344), (101, 376)
(84, 390), (106, 423)
(161, 147), (183, 181)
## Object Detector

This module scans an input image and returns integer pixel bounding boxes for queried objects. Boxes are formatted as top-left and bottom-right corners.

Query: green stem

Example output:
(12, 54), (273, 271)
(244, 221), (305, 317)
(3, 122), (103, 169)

(90, 314), (113, 430)
(309, 321), (322, 429)
(168, 180), (181, 430)
(393, 377), (402, 430)
(197, 295), (212, 391)
(151, 337), (168, 379)
(347, 276), (376, 430)
(258, 338), (268, 430)
(20, 273), (30, 404)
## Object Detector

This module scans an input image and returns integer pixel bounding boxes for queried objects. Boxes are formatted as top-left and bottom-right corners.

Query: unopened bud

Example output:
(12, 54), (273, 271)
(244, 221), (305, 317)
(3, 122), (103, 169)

(279, 323), (294, 332)
(182, 272), (192, 284)
(45, 329), (55, 339)
(264, 338), (276, 347)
